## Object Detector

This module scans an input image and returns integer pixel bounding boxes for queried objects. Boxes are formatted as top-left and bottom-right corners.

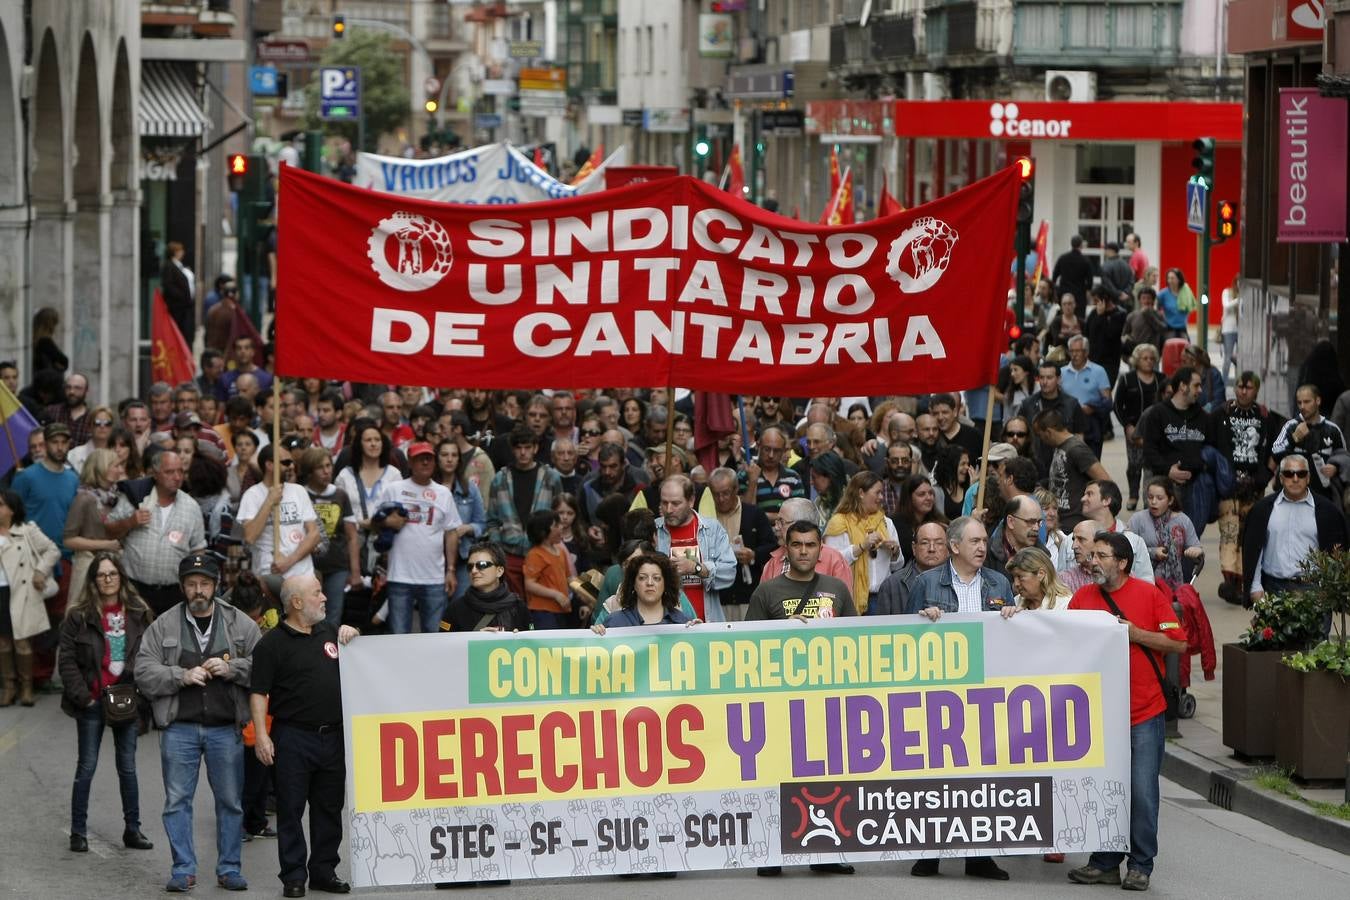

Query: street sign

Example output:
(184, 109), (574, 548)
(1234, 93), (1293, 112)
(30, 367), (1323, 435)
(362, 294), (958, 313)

(475, 113), (503, 130)
(319, 66), (361, 121)
(1186, 176), (1208, 234)
(257, 40), (310, 64)
(509, 40), (543, 58)
(423, 76), (441, 95)
(249, 66), (279, 97)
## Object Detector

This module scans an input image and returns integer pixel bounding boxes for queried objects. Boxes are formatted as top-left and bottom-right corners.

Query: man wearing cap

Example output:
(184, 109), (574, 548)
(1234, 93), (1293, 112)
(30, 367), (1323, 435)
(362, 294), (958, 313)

(136, 553), (262, 893)
(106, 449), (207, 617)
(250, 574), (359, 897)
(382, 441), (461, 633)
(961, 442), (1018, 517)
(239, 444), (322, 585)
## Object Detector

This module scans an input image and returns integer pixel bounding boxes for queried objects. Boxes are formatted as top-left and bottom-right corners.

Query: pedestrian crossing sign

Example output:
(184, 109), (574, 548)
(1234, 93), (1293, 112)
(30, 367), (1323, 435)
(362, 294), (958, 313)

(1186, 177), (1208, 235)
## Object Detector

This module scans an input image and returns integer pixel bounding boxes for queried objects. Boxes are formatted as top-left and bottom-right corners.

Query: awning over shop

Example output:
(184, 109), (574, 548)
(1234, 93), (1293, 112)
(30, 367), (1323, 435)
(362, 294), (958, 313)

(139, 62), (209, 139)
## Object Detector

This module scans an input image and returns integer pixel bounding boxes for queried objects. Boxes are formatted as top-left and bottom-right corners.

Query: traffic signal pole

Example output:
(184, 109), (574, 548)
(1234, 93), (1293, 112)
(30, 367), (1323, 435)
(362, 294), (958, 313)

(1197, 202), (1211, 354)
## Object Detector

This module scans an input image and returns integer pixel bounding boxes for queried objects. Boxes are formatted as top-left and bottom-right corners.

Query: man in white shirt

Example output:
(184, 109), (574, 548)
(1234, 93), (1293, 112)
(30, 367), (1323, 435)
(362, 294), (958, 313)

(238, 443), (321, 583)
(1243, 453), (1348, 606)
(381, 442), (461, 633)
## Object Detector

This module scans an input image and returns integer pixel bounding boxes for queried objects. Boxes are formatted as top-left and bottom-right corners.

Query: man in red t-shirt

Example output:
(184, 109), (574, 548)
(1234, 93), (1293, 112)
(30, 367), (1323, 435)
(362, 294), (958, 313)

(1067, 531), (1186, 893)
(654, 475), (737, 621)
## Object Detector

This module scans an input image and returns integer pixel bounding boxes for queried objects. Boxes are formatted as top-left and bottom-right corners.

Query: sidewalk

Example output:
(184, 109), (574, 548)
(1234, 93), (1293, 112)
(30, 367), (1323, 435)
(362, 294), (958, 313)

(1094, 393), (1350, 856)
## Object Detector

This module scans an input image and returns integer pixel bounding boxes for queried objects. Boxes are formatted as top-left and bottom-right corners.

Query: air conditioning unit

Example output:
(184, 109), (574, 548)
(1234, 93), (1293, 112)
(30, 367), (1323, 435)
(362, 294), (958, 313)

(1045, 70), (1097, 102)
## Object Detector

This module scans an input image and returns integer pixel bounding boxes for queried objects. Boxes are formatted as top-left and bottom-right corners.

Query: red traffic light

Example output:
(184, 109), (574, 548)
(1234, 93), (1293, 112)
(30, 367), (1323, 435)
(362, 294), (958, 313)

(1009, 324), (1023, 340)
(227, 153), (248, 192)
(1217, 199), (1237, 238)
(1015, 156), (1034, 179)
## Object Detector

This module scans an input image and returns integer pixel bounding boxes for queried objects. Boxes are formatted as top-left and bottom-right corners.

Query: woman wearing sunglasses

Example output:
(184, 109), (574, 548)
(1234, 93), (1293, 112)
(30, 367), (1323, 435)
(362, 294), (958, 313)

(441, 542), (529, 632)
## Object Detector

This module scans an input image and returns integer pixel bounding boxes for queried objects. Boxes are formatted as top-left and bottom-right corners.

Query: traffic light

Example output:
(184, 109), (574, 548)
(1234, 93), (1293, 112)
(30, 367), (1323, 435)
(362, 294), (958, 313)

(694, 136), (711, 160)
(332, 14), (345, 39)
(1217, 199), (1237, 239)
(1016, 156), (1034, 224)
(1008, 323), (1023, 342)
(424, 98), (439, 114)
(227, 153), (248, 193)
(1191, 137), (1215, 186)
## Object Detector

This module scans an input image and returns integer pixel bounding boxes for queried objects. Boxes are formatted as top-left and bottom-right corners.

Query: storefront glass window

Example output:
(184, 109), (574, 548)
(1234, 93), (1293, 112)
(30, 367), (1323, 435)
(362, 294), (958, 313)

(1074, 144), (1136, 269)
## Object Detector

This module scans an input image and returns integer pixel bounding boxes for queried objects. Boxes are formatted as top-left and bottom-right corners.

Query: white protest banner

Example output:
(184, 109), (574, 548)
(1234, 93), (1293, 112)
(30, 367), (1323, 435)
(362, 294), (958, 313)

(339, 613), (1131, 886)
(354, 143), (625, 204)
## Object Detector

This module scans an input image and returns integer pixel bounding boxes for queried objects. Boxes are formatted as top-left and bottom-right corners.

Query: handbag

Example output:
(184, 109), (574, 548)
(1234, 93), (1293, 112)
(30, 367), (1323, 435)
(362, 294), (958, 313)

(1099, 586), (1180, 719)
(25, 530), (58, 600)
(100, 683), (139, 725)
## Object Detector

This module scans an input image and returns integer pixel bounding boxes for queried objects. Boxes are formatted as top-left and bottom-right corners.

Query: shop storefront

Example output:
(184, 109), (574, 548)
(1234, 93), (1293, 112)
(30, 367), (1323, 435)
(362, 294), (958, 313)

(893, 99), (1243, 324)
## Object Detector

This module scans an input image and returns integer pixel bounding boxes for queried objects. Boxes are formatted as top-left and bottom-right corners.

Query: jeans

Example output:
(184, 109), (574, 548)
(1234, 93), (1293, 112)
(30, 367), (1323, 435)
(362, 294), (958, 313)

(1222, 331), (1238, 381)
(319, 569), (348, 629)
(386, 581), (448, 634)
(160, 722), (244, 878)
(273, 725), (345, 885)
(450, 559), (470, 602)
(71, 703), (140, 835)
(1089, 712), (1165, 876)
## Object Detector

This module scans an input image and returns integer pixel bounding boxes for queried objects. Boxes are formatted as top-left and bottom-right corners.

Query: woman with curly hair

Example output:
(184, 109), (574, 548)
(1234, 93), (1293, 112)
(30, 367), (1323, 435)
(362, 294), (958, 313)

(593, 552), (692, 630)
(58, 551), (155, 853)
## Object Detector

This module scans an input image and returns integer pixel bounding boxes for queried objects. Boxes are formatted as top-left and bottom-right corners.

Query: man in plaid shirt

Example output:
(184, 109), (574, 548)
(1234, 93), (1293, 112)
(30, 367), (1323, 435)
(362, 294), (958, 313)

(485, 425), (562, 599)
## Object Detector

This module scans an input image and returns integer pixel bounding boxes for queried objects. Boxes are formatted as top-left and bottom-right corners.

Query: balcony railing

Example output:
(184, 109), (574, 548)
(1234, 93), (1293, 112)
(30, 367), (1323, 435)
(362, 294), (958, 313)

(1013, 1), (1181, 65)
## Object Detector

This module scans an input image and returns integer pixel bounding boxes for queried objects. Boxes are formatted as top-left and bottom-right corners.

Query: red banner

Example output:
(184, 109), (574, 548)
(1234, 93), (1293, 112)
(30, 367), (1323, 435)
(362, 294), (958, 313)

(151, 288), (195, 386)
(276, 165), (1021, 395)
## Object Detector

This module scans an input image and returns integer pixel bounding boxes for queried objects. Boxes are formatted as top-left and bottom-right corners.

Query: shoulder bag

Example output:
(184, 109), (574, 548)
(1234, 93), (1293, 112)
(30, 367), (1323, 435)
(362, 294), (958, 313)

(100, 683), (139, 725)
(1098, 586), (1179, 719)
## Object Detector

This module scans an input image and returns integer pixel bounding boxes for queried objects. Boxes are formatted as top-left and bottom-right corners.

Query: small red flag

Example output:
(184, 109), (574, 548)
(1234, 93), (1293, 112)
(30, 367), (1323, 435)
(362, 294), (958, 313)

(1031, 220), (1050, 284)
(827, 146), (841, 198)
(533, 146), (545, 170)
(820, 166), (855, 226)
(726, 144), (745, 198)
(226, 303), (266, 369)
(693, 392), (737, 475)
(151, 288), (196, 385)
(878, 171), (904, 217)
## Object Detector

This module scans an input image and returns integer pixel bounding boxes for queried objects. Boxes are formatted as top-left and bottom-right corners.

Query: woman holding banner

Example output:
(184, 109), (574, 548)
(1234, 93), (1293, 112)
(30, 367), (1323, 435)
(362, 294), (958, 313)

(824, 472), (902, 615)
(592, 552), (692, 630)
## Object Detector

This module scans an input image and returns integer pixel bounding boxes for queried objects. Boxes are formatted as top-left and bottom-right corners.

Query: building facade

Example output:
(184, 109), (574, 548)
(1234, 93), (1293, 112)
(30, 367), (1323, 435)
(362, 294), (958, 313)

(0, 0), (141, 403)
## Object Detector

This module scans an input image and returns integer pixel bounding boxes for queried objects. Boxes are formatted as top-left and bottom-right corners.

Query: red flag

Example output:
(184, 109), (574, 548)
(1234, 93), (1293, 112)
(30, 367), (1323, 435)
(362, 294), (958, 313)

(151, 288), (196, 385)
(226, 303), (266, 369)
(726, 144), (745, 198)
(1031, 220), (1050, 284)
(878, 172), (904, 217)
(820, 166), (854, 225)
(570, 145), (604, 185)
(533, 146), (545, 170)
(827, 146), (841, 198)
(693, 392), (737, 474)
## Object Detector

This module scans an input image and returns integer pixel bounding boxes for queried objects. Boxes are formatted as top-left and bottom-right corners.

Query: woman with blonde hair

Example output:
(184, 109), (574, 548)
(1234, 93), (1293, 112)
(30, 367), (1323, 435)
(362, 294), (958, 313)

(824, 471), (901, 614)
(58, 551), (154, 853)
(1004, 547), (1072, 613)
(63, 449), (126, 598)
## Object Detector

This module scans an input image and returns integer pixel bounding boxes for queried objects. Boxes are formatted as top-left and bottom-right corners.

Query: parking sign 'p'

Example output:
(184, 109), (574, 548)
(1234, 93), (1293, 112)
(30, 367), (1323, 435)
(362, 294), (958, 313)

(322, 69), (345, 96)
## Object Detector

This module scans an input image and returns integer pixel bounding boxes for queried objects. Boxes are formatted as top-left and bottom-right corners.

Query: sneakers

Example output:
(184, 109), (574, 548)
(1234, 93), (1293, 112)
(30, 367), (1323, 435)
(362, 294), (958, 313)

(216, 872), (248, 891)
(1067, 864), (1121, 885)
(164, 874), (196, 893)
(69, 834), (89, 852)
(1122, 870), (1150, 891)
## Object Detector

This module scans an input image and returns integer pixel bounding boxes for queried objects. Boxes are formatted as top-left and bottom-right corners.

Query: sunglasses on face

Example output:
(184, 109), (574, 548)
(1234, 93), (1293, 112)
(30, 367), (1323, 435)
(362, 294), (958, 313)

(1004, 430), (1028, 438)
(93, 420), (114, 427)
(580, 429), (603, 437)
(470, 560), (499, 571)
(1281, 470), (1309, 479)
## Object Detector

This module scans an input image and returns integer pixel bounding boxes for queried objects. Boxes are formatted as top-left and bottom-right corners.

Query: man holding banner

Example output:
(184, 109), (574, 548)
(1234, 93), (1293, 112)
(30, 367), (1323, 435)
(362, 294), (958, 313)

(1066, 531), (1187, 892)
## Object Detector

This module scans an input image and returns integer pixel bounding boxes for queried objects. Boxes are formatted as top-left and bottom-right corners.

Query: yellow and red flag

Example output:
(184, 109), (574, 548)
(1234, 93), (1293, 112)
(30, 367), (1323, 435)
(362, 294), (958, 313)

(569, 145), (603, 185)
(819, 166), (854, 225)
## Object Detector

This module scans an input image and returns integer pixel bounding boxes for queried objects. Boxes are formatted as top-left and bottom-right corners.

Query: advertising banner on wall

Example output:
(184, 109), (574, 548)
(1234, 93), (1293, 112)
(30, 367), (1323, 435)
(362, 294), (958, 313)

(276, 164), (1021, 395)
(1277, 88), (1348, 243)
(338, 613), (1131, 887)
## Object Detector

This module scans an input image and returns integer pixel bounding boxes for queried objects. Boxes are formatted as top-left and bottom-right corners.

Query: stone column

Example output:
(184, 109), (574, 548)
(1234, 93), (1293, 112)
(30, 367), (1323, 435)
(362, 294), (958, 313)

(106, 192), (141, 401)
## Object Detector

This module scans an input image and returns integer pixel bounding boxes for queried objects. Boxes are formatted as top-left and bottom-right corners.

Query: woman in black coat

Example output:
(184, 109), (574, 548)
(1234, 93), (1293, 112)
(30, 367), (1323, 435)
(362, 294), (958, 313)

(58, 552), (155, 853)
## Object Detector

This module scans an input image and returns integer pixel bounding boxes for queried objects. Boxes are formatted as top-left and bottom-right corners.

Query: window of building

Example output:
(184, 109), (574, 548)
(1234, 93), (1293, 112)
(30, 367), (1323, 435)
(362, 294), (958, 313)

(1073, 144), (1136, 270)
